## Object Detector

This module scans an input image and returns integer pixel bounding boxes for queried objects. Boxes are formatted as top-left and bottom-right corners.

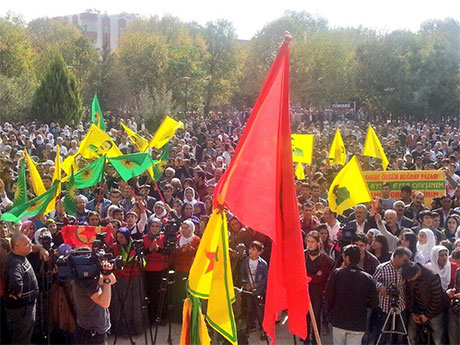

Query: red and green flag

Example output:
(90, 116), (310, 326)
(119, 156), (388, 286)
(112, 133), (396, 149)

(108, 153), (153, 182)
(63, 166), (77, 216)
(13, 159), (27, 206)
(1, 181), (60, 223)
(74, 155), (105, 189)
(153, 144), (169, 181)
(91, 93), (106, 131)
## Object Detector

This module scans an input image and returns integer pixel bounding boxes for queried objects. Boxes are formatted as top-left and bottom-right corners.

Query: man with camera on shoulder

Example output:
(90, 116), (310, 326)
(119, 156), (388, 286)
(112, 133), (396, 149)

(402, 260), (449, 345)
(72, 259), (117, 345)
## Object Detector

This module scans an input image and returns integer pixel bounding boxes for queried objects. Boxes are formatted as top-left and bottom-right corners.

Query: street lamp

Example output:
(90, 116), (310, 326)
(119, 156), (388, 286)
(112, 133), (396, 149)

(183, 76), (191, 115)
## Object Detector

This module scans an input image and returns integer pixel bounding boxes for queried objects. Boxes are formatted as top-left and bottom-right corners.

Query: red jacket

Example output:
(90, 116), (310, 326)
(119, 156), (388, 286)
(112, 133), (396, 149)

(172, 235), (200, 273)
(143, 234), (168, 272)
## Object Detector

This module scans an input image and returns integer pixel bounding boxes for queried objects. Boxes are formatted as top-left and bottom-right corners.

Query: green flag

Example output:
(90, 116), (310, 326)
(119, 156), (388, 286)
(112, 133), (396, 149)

(13, 159), (27, 206)
(74, 155), (106, 189)
(62, 167), (77, 216)
(91, 93), (106, 131)
(153, 144), (169, 181)
(108, 153), (154, 182)
(1, 181), (60, 223)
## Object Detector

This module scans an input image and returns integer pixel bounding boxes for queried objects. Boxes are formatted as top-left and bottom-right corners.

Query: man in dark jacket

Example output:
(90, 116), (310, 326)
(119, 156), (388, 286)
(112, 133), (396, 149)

(324, 245), (378, 345)
(3, 234), (39, 345)
(402, 261), (448, 345)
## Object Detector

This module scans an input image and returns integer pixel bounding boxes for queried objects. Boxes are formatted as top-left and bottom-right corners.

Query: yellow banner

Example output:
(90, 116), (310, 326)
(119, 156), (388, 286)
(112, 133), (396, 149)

(363, 170), (446, 205)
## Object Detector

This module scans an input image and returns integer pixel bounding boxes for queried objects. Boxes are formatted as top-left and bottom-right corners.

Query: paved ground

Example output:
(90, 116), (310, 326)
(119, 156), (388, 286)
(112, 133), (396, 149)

(111, 319), (334, 345)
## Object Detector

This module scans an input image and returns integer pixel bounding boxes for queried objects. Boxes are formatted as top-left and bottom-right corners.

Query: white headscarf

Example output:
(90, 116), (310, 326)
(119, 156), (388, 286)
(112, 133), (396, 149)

(179, 219), (195, 247)
(184, 187), (197, 206)
(154, 201), (167, 218)
(415, 229), (436, 265)
(426, 245), (451, 290)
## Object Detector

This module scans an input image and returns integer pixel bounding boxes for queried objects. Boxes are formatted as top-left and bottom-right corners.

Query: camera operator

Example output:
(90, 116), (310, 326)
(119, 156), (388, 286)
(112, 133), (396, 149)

(372, 246), (412, 343)
(72, 259), (116, 344)
(402, 260), (449, 345)
(324, 244), (378, 345)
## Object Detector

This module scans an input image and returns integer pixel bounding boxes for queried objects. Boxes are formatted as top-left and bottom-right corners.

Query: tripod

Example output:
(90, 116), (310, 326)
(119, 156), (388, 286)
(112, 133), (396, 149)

(376, 304), (412, 345)
(37, 248), (53, 345)
(135, 253), (155, 345)
(112, 265), (137, 345)
(153, 267), (176, 345)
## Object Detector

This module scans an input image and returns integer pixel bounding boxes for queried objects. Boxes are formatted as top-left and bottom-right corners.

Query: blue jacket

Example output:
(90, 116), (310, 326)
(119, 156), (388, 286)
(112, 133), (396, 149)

(241, 256), (268, 296)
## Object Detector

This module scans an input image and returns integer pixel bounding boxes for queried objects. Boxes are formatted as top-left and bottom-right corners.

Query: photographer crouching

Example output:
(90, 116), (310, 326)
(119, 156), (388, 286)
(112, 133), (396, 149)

(72, 258), (116, 345)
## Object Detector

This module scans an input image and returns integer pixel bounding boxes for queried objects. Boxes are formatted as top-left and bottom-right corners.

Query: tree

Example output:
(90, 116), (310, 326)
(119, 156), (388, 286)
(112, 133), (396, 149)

(0, 15), (36, 78)
(0, 74), (35, 122)
(33, 51), (83, 125)
(28, 18), (98, 104)
(202, 20), (239, 115)
(117, 31), (169, 105)
(137, 87), (177, 131)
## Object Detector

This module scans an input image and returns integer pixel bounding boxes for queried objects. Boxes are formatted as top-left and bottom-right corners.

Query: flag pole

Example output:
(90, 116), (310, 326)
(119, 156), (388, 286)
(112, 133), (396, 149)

(309, 302), (322, 345)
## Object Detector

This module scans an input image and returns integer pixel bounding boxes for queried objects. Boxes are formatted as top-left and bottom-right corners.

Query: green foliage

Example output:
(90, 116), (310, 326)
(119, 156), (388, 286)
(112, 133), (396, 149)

(0, 15), (36, 78)
(201, 20), (239, 115)
(0, 74), (35, 122)
(32, 51), (83, 125)
(137, 87), (178, 131)
(0, 12), (458, 122)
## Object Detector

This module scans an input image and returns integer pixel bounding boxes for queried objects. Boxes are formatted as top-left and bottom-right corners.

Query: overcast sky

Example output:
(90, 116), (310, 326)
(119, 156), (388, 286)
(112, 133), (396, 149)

(1, 0), (459, 39)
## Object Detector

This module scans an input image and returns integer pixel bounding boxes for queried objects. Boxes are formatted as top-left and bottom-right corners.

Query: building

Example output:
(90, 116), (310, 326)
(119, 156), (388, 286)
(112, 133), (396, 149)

(53, 12), (137, 52)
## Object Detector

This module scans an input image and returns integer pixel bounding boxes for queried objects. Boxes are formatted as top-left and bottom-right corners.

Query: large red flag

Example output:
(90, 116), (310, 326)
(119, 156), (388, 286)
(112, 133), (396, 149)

(214, 35), (310, 342)
(61, 225), (113, 248)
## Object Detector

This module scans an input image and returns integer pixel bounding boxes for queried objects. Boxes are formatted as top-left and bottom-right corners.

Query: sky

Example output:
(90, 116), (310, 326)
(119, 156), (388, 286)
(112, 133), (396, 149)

(1, 0), (459, 39)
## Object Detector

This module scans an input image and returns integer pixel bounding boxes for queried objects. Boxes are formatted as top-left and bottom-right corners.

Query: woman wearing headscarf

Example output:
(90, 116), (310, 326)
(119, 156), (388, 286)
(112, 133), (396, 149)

(193, 201), (206, 219)
(427, 245), (456, 290)
(143, 218), (167, 324)
(153, 201), (168, 219)
(415, 229), (436, 265)
(366, 229), (381, 251)
(179, 202), (194, 223)
(183, 186), (197, 206)
(110, 227), (145, 336)
(170, 219), (200, 323)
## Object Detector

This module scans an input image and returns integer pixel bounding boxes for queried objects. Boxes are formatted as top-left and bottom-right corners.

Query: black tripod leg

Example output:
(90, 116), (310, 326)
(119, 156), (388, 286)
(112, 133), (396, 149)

(113, 275), (135, 345)
(153, 273), (168, 345)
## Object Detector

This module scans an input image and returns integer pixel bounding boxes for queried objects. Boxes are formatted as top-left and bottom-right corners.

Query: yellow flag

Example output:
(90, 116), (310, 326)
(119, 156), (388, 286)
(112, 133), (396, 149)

(149, 116), (184, 149)
(44, 145), (61, 215)
(291, 134), (314, 164)
(295, 162), (305, 180)
(329, 129), (347, 166)
(328, 156), (372, 215)
(78, 124), (122, 159)
(24, 151), (46, 197)
(121, 122), (149, 152)
(188, 209), (237, 345)
(363, 125), (389, 170)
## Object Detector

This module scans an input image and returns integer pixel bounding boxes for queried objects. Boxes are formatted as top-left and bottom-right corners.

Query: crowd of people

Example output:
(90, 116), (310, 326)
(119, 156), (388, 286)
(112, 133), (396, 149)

(0, 108), (460, 344)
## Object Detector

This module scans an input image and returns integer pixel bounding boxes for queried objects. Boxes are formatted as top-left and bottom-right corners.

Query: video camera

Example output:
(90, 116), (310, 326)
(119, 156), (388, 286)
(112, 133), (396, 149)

(162, 213), (180, 253)
(387, 282), (400, 307)
(56, 246), (123, 281)
(339, 226), (357, 247)
(38, 229), (53, 251)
